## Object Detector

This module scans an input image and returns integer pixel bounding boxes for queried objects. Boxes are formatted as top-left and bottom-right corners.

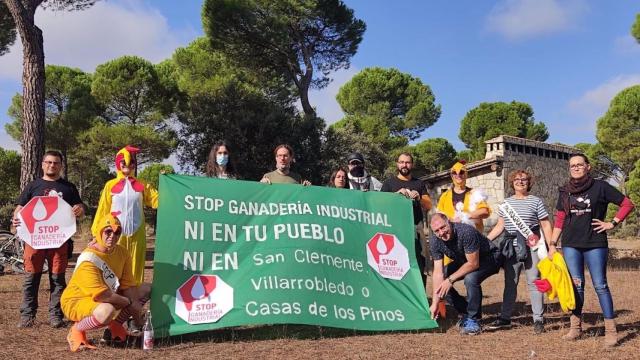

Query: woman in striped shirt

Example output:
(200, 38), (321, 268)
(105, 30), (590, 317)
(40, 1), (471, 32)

(486, 169), (553, 334)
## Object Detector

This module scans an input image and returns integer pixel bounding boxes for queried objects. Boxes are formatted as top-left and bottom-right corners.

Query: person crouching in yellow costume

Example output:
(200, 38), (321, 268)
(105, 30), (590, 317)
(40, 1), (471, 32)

(436, 160), (491, 232)
(62, 215), (151, 352)
(92, 145), (159, 285)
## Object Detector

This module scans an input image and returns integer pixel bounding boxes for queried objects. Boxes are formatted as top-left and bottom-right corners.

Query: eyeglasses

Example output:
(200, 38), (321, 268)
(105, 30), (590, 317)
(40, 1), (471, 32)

(43, 161), (61, 166)
(514, 178), (529, 183)
(569, 163), (586, 169)
(104, 229), (122, 237)
(451, 170), (466, 177)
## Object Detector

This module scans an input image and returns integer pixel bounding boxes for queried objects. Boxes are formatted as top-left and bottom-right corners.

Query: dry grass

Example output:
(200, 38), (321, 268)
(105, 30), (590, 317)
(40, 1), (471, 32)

(0, 235), (638, 359)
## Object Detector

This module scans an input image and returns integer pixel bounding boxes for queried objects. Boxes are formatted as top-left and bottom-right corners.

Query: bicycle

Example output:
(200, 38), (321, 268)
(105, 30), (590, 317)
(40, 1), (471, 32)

(0, 230), (50, 274)
(0, 230), (26, 274)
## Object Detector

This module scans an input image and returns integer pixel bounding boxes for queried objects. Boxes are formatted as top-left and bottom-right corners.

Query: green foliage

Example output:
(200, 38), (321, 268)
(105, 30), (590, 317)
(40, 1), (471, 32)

(92, 55), (171, 125)
(0, 148), (21, 206)
(138, 163), (175, 189)
(171, 37), (324, 182)
(632, 13), (640, 43)
(456, 149), (481, 163)
(596, 85), (640, 184)
(332, 115), (408, 153)
(412, 138), (457, 174)
(138, 163), (175, 234)
(321, 122), (387, 181)
(627, 159), (640, 232)
(459, 101), (549, 159)
(66, 151), (111, 215)
(202, 0), (365, 115)
(76, 122), (176, 167)
(0, 1), (16, 56)
(336, 67), (441, 140)
(574, 142), (625, 184)
(5, 94), (22, 140)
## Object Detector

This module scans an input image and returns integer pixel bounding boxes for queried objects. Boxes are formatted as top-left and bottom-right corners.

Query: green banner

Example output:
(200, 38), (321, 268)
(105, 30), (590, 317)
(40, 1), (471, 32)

(151, 174), (437, 337)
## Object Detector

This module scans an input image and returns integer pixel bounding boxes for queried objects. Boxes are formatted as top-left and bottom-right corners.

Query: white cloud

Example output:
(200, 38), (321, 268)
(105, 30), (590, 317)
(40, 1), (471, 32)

(306, 67), (359, 125)
(485, 0), (588, 40)
(567, 74), (640, 120)
(0, 130), (20, 151)
(0, 0), (197, 81)
(613, 35), (640, 55)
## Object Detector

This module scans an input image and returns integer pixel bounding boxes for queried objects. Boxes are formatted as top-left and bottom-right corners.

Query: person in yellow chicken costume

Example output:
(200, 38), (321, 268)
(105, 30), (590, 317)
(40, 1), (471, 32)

(92, 145), (159, 285)
(437, 160), (490, 232)
(62, 215), (151, 352)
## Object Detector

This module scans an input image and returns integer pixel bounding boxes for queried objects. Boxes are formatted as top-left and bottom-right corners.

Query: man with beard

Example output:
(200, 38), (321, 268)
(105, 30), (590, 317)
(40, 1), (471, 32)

(346, 152), (382, 191)
(261, 144), (311, 185)
(13, 150), (85, 328)
(381, 152), (432, 286)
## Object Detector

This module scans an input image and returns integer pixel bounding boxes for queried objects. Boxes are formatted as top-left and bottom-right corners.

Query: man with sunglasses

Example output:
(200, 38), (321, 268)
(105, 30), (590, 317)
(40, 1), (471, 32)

(436, 160), (490, 232)
(345, 152), (382, 191)
(62, 214), (151, 352)
(12, 150), (85, 328)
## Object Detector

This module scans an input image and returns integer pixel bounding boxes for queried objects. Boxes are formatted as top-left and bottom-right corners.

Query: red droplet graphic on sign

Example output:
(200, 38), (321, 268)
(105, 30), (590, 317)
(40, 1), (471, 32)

(22, 197), (58, 233)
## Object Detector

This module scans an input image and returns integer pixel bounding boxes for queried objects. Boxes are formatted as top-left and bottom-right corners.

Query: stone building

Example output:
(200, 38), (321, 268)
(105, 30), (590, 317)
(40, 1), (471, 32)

(421, 135), (580, 232)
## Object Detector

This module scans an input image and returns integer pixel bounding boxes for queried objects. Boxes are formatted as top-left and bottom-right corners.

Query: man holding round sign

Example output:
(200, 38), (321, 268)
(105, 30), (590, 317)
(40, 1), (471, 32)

(12, 150), (85, 329)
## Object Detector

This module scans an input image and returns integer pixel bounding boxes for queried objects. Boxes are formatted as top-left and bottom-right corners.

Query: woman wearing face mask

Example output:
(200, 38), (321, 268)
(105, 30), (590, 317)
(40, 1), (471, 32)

(206, 141), (238, 179)
(549, 154), (634, 347)
(328, 167), (348, 188)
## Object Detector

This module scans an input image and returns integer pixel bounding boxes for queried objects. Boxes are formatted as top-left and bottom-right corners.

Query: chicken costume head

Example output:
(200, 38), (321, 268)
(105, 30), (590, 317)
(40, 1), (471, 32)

(450, 160), (468, 187)
(92, 214), (121, 250)
(115, 145), (140, 178)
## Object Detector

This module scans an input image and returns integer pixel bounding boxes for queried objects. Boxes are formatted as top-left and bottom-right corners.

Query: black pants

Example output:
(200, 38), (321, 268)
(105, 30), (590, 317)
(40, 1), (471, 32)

(20, 271), (66, 320)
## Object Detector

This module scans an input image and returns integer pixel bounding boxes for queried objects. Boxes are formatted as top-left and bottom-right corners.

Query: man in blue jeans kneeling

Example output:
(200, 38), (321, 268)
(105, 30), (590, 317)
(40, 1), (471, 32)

(429, 213), (500, 335)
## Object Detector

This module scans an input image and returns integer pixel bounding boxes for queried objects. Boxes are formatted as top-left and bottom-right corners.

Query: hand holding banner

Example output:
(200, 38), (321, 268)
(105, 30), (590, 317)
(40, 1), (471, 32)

(150, 174), (438, 337)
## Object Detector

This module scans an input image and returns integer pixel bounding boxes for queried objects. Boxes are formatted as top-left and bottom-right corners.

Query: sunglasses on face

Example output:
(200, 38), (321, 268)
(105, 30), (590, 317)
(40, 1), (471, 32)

(104, 229), (122, 237)
(451, 170), (466, 176)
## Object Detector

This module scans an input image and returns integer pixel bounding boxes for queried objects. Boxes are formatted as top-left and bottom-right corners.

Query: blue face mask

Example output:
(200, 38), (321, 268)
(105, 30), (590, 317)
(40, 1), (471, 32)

(216, 154), (229, 166)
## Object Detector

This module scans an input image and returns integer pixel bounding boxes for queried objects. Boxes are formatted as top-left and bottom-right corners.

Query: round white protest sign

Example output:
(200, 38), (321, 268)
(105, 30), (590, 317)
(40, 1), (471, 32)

(17, 196), (77, 249)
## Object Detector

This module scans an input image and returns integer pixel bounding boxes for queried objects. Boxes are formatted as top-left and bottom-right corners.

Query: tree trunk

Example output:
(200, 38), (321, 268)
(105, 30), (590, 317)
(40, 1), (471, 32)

(62, 148), (68, 178)
(299, 87), (315, 116)
(19, 26), (45, 189)
(5, 0), (46, 190)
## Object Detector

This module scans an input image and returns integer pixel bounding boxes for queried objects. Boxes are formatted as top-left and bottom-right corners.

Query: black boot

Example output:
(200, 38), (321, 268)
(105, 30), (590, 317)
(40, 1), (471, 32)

(48, 272), (67, 328)
(18, 272), (42, 328)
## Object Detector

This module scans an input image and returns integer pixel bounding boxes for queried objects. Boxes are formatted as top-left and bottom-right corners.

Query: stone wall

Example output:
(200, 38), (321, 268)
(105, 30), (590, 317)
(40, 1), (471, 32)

(489, 136), (576, 224)
(422, 135), (579, 234)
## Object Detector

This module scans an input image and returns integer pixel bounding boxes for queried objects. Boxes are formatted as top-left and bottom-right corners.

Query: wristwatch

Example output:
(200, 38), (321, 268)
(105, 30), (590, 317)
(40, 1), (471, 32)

(447, 277), (454, 285)
(611, 219), (619, 227)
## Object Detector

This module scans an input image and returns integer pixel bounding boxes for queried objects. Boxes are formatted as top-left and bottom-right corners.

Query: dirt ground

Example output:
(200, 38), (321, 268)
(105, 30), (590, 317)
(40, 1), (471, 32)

(0, 237), (638, 359)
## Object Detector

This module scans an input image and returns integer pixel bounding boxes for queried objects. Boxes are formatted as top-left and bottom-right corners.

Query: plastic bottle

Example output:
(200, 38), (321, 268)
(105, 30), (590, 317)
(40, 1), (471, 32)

(143, 310), (154, 350)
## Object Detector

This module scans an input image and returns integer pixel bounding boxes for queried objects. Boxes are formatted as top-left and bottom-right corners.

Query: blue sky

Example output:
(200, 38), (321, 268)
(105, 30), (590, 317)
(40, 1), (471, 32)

(1, 0), (639, 154)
